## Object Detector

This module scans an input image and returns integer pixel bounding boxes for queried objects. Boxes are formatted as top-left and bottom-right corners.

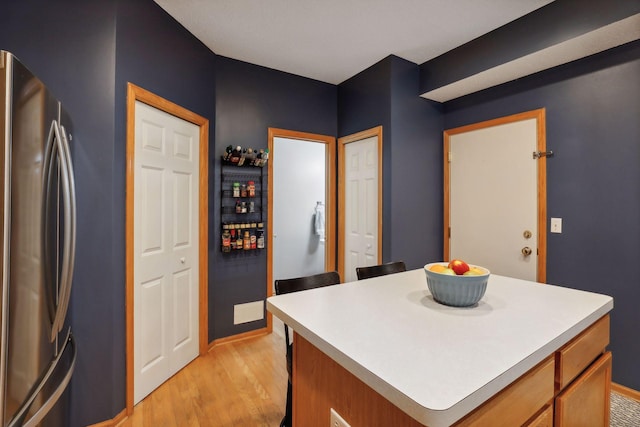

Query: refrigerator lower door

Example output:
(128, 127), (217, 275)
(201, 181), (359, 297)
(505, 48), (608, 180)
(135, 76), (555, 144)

(7, 331), (76, 427)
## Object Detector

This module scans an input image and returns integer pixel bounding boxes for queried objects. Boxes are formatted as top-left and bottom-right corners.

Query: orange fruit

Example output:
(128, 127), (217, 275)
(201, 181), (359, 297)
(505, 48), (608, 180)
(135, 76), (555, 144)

(429, 264), (447, 273)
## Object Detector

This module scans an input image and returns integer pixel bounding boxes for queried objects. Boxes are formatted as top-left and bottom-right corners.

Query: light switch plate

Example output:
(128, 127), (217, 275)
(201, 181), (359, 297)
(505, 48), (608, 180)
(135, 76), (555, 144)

(330, 408), (351, 427)
(551, 217), (562, 234)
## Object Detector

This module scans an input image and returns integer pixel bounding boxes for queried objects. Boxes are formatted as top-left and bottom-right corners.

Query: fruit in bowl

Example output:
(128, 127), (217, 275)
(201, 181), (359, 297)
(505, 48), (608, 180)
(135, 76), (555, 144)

(447, 259), (470, 275)
(424, 261), (490, 307)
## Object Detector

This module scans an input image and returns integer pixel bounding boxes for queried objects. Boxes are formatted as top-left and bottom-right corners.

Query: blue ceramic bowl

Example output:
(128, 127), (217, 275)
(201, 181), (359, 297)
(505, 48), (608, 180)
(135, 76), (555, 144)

(423, 262), (490, 307)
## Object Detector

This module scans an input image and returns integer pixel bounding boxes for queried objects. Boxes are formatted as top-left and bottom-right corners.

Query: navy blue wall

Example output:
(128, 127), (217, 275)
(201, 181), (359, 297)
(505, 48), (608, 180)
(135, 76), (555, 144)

(214, 56), (337, 339)
(388, 57), (443, 268)
(338, 57), (393, 258)
(0, 1), (119, 425)
(338, 56), (443, 267)
(443, 40), (640, 390)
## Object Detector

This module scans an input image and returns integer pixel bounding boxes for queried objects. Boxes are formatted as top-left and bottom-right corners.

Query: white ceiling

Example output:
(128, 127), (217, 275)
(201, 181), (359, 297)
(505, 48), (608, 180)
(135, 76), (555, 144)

(153, 0), (554, 85)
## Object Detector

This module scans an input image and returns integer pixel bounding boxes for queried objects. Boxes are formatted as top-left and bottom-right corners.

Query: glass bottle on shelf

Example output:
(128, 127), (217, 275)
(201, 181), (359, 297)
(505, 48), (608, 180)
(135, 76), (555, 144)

(223, 145), (233, 161)
(255, 149), (264, 167)
(232, 182), (240, 198)
(248, 181), (255, 197)
(257, 223), (265, 249)
(235, 224), (243, 250)
(247, 148), (256, 166)
(243, 229), (251, 250)
(230, 145), (242, 163)
(229, 225), (236, 251)
(250, 223), (257, 249)
(221, 225), (231, 253)
(255, 148), (269, 167)
(238, 148), (247, 166)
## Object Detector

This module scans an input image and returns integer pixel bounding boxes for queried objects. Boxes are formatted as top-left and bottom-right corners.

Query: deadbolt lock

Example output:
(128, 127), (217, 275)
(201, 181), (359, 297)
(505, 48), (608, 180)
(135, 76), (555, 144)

(522, 247), (532, 256)
(523, 230), (532, 239)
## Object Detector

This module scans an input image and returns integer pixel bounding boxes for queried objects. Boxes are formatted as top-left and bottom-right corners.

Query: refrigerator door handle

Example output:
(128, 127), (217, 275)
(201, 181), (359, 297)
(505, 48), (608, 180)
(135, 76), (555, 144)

(7, 329), (77, 427)
(52, 124), (76, 340)
(42, 120), (58, 327)
(49, 121), (76, 341)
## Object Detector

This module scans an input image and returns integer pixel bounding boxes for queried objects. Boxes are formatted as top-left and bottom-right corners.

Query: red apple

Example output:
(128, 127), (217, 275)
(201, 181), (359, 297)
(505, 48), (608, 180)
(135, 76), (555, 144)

(448, 259), (470, 275)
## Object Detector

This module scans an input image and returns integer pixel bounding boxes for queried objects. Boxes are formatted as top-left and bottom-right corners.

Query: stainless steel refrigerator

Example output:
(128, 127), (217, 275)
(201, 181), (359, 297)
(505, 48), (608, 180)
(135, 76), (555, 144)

(0, 51), (77, 427)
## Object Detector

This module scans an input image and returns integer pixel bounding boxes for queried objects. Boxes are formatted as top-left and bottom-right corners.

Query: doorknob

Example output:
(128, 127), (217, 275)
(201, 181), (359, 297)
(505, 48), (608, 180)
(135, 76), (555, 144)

(521, 247), (532, 256)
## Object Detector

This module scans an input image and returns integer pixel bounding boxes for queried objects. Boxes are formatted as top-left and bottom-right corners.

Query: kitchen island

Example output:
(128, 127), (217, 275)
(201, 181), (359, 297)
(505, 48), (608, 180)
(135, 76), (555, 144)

(267, 269), (613, 426)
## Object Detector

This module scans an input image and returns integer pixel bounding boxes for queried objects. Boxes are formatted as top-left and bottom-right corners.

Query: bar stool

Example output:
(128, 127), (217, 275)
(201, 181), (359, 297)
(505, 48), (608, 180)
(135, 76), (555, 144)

(356, 261), (406, 280)
(274, 271), (341, 427)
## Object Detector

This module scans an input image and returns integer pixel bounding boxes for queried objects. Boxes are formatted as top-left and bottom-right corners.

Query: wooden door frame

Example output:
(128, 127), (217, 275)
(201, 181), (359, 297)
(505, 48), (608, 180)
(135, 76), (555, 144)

(266, 128), (336, 332)
(337, 126), (383, 281)
(443, 108), (547, 282)
(125, 83), (209, 414)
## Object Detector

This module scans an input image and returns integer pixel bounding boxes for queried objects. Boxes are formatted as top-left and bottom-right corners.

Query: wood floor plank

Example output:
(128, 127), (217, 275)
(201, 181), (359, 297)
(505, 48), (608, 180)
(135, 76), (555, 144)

(117, 332), (287, 427)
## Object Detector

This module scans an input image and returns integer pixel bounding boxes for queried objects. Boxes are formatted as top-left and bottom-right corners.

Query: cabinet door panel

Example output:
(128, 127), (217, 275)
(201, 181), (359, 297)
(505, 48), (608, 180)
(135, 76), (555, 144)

(555, 351), (611, 427)
(524, 404), (553, 427)
(454, 357), (555, 427)
(556, 315), (609, 390)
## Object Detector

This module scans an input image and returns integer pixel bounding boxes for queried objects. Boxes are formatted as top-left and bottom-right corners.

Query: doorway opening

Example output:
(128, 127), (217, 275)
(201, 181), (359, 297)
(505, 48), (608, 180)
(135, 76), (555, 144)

(266, 128), (336, 333)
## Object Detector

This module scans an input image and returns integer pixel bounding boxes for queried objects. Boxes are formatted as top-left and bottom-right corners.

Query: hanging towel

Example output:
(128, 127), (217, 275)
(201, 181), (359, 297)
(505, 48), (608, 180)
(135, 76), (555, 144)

(314, 202), (325, 242)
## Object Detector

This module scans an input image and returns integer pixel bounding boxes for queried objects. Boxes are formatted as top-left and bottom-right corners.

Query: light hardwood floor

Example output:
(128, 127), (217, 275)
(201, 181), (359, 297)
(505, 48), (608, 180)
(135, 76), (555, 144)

(117, 332), (288, 427)
(112, 328), (640, 426)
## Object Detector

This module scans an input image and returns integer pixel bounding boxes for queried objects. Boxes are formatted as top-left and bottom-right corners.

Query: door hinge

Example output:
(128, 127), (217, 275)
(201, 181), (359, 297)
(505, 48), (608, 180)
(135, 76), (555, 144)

(533, 150), (553, 159)
(448, 152), (453, 163)
(448, 227), (451, 238)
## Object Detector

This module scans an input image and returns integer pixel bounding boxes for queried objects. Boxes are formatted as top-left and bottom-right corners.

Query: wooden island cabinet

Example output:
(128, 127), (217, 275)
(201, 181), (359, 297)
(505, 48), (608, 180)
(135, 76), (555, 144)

(454, 315), (611, 426)
(268, 270), (613, 426)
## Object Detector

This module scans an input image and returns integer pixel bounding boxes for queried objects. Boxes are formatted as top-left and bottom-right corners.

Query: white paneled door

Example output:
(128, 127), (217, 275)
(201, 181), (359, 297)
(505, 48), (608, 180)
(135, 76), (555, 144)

(343, 136), (379, 283)
(133, 101), (199, 404)
(446, 113), (544, 282)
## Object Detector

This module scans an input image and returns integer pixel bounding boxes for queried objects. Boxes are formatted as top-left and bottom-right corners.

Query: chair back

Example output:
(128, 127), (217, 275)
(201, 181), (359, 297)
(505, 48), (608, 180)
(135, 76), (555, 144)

(274, 271), (341, 347)
(275, 271), (341, 295)
(356, 261), (406, 280)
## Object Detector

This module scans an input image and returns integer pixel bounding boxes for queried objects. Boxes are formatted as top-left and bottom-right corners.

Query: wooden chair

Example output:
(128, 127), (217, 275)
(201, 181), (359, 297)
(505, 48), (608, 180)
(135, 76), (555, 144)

(274, 271), (341, 427)
(356, 261), (406, 280)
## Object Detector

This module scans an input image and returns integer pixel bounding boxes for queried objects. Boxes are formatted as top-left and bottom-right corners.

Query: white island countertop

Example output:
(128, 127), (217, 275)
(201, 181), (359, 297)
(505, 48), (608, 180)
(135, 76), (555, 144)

(266, 269), (613, 426)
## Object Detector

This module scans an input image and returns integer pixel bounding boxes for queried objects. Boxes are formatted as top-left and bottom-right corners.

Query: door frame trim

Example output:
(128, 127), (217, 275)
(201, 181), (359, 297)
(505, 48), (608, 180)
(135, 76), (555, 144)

(443, 108), (546, 282)
(337, 126), (383, 281)
(125, 83), (209, 414)
(266, 128), (336, 332)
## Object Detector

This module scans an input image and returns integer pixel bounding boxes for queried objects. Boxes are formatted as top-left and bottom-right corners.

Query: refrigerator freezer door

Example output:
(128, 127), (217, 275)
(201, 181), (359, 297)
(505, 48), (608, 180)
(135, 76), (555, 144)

(7, 331), (76, 427)
(1, 51), (75, 427)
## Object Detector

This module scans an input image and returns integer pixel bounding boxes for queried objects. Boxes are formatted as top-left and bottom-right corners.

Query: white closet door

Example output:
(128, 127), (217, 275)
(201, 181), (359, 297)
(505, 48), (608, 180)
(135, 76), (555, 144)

(344, 136), (379, 283)
(133, 101), (199, 404)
